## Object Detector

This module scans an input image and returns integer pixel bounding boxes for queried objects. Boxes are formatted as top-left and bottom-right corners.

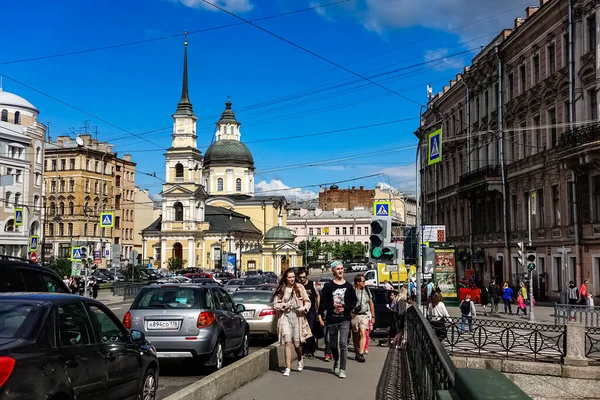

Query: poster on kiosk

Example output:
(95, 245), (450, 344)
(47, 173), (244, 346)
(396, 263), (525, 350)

(433, 248), (458, 302)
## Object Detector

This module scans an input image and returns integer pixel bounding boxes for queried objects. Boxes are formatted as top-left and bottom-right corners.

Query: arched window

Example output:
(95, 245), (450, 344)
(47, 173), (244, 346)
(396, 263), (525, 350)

(236, 178), (242, 192)
(48, 223), (54, 236)
(59, 202), (65, 215)
(68, 223), (73, 236)
(35, 147), (41, 163)
(4, 219), (14, 232)
(4, 192), (10, 207)
(173, 202), (184, 221)
(34, 195), (40, 211)
(229, 126), (233, 134)
(30, 221), (39, 236)
(175, 163), (184, 180)
(69, 202), (74, 215)
(94, 201), (98, 214)
(217, 178), (224, 191)
(49, 202), (56, 215)
(0, 110), (7, 122)
(14, 111), (20, 125)
(83, 223), (88, 236)
(14, 193), (20, 206)
(58, 223), (64, 236)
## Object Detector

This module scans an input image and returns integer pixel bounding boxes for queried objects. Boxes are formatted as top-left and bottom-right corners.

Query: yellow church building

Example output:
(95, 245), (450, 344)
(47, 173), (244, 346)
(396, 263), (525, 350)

(141, 40), (301, 274)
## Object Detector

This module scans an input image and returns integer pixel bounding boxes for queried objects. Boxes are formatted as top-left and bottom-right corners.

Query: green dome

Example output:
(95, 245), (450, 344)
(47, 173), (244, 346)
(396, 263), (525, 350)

(204, 140), (254, 168)
(264, 226), (295, 242)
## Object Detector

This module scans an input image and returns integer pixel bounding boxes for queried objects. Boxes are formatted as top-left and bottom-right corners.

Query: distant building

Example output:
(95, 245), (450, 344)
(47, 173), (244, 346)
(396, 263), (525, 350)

(133, 187), (161, 261)
(0, 89), (46, 258)
(287, 208), (372, 247)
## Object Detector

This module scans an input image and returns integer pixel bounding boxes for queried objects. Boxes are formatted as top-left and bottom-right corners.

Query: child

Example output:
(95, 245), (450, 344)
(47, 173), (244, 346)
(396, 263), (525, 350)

(588, 293), (595, 308)
(516, 293), (528, 316)
(364, 309), (371, 355)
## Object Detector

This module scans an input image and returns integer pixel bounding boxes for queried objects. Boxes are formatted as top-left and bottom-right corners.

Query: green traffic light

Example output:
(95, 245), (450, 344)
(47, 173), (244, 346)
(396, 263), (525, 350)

(372, 248), (382, 258)
(527, 263), (535, 271)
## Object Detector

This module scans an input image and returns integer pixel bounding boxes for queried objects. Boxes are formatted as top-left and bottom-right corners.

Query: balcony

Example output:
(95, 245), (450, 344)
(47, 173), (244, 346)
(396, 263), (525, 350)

(457, 165), (502, 199)
(558, 122), (600, 150)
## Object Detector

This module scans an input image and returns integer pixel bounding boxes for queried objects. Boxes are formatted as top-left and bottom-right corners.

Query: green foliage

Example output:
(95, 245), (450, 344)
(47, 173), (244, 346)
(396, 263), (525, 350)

(167, 257), (186, 273)
(123, 263), (147, 281)
(48, 258), (72, 278)
(299, 240), (367, 263)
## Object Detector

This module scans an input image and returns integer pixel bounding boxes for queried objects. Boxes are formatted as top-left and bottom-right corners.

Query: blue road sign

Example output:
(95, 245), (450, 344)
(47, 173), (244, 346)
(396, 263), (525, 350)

(428, 128), (442, 166)
(29, 236), (39, 252)
(374, 201), (390, 217)
(100, 212), (114, 228)
(71, 247), (82, 261)
(14, 208), (23, 227)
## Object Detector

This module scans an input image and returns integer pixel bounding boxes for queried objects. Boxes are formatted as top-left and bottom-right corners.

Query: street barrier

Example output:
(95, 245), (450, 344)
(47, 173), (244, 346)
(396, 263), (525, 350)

(554, 303), (600, 327)
(112, 282), (147, 299)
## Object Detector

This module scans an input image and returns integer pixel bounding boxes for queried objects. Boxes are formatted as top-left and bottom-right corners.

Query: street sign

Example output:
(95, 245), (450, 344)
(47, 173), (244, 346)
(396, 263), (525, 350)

(71, 262), (82, 277)
(30, 252), (37, 263)
(29, 235), (39, 252)
(71, 247), (82, 262)
(307, 250), (313, 257)
(100, 212), (114, 228)
(427, 128), (442, 166)
(93, 250), (102, 264)
(14, 207), (23, 227)
(373, 201), (391, 217)
(421, 225), (446, 242)
(310, 236), (318, 242)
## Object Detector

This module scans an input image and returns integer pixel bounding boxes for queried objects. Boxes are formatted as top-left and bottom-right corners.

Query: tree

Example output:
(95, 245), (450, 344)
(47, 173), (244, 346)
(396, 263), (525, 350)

(48, 258), (72, 279)
(167, 257), (186, 273)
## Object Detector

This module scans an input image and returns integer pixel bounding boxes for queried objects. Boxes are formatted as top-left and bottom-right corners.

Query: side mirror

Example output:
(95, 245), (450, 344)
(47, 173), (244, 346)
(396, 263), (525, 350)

(235, 304), (246, 313)
(131, 330), (145, 343)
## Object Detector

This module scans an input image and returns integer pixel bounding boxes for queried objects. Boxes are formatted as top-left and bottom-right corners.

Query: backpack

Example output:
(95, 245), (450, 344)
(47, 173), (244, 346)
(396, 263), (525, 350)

(460, 300), (471, 315)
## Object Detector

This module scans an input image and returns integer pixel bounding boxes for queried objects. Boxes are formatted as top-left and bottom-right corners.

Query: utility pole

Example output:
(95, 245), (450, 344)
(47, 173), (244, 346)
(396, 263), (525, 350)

(527, 192), (535, 322)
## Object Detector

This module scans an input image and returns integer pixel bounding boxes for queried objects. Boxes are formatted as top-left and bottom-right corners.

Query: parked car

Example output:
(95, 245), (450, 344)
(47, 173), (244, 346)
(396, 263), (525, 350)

(241, 271), (259, 277)
(237, 276), (267, 291)
(212, 272), (235, 284)
(0, 293), (158, 399)
(458, 280), (481, 303)
(124, 284), (249, 370)
(255, 284), (277, 292)
(230, 290), (277, 338)
(316, 277), (332, 292)
(224, 279), (245, 293)
(1, 257), (70, 293)
(369, 287), (394, 338)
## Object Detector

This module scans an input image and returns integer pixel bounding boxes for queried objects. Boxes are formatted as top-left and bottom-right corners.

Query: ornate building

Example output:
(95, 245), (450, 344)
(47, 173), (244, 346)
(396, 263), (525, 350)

(141, 40), (293, 274)
(418, 0), (600, 301)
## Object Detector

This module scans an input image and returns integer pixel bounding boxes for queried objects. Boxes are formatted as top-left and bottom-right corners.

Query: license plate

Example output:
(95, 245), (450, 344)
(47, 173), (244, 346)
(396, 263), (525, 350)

(146, 320), (180, 330)
(242, 311), (254, 318)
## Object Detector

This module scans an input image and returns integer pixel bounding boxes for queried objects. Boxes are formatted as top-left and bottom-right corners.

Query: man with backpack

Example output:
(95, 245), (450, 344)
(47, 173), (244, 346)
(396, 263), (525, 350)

(459, 294), (477, 332)
(488, 278), (500, 314)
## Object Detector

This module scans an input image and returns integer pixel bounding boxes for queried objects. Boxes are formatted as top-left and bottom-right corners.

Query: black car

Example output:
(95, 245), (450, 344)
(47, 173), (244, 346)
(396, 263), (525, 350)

(369, 287), (394, 338)
(0, 257), (70, 293)
(237, 276), (266, 290)
(0, 293), (158, 399)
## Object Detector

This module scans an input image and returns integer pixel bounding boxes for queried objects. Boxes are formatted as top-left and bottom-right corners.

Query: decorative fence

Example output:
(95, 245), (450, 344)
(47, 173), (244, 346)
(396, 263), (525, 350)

(112, 282), (147, 300)
(586, 327), (600, 364)
(434, 317), (565, 363)
(554, 303), (600, 327)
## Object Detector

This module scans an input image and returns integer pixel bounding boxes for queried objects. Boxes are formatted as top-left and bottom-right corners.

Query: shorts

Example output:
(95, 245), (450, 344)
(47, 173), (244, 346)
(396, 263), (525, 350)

(351, 314), (369, 332)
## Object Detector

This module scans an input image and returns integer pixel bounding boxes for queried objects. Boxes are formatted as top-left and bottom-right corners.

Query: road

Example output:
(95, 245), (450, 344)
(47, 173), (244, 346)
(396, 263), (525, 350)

(109, 303), (273, 399)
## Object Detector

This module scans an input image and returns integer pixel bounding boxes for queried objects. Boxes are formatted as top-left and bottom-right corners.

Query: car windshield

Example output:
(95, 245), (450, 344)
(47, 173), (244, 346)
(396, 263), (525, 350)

(133, 288), (205, 309)
(0, 303), (40, 338)
(371, 290), (390, 305)
(230, 291), (273, 304)
(227, 279), (244, 286)
(243, 277), (263, 285)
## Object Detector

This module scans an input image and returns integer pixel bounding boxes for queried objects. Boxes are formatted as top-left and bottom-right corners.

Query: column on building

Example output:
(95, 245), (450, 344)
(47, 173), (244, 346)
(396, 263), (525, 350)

(226, 169), (233, 194)
(161, 238), (167, 269)
(261, 253), (265, 271)
(188, 238), (195, 267)
(142, 238), (147, 260)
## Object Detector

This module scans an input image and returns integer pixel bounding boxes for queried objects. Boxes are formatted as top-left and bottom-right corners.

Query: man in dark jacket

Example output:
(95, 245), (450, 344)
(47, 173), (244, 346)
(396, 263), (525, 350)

(488, 278), (500, 314)
(319, 262), (357, 380)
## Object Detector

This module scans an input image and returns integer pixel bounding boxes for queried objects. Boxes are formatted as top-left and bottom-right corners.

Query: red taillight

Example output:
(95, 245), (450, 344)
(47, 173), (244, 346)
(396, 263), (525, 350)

(259, 308), (275, 317)
(0, 357), (15, 387)
(123, 312), (131, 329)
(197, 312), (215, 328)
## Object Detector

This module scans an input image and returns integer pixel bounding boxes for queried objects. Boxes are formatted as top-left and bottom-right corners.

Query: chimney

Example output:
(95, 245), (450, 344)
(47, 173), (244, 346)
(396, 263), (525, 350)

(456, 74), (462, 81)
(526, 6), (539, 18)
(539, 0), (549, 6)
(450, 79), (456, 87)
(122, 154), (132, 162)
(359, 186), (364, 190)
(514, 17), (525, 30)
(443, 85), (450, 93)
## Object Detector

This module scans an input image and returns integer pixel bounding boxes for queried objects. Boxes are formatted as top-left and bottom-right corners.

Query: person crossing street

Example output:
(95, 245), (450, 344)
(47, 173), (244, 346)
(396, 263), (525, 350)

(351, 274), (375, 363)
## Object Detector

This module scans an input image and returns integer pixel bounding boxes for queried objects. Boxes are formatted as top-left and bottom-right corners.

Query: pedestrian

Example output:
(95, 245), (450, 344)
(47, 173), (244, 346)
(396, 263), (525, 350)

(515, 292), (527, 317)
(428, 292), (450, 340)
(273, 268), (312, 377)
(459, 294), (476, 332)
(519, 282), (528, 306)
(393, 286), (409, 348)
(488, 278), (499, 314)
(318, 310), (332, 361)
(318, 262), (357, 379)
(91, 279), (99, 299)
(409, 278), (417, 302)
(502, 282), (513, 315)
(478, 281), (489, 316)
(427, 280), (435, 300)
(580, 280), (589, 306)
(567, 280), (579, 321)
(298, 267), (320, 360)
(387, 291), (398, 347)
(382, 280), (393, 291)
(364, 308), (371, 355)
(351, 274), (375, 363)
(63, 276), (69, 287)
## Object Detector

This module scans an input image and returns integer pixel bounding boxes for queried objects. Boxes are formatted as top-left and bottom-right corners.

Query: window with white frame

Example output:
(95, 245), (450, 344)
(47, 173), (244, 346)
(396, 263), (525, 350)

(357, 226), (362, 235)
(552, 256), (561, 291)
(217, 178), (224, 191)
(309, 228), (314, 236)
(342, 227), (347, 235)
(335, 227), (340, 235)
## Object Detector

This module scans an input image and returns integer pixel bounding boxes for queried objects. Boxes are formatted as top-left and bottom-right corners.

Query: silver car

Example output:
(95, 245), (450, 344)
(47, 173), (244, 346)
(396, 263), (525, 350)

(230, 290), (277, 337)
(125, 283), (249, 370)
(224, 278), (245, 294)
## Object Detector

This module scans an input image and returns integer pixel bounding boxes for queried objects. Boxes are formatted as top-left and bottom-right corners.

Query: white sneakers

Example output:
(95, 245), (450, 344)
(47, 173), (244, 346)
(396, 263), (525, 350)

(297, 359), (304, 371)
(283, 368), (290, 377)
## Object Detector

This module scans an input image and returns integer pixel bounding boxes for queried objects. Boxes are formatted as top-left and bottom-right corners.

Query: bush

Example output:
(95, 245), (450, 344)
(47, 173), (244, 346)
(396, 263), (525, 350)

(48, 258), (72, 279)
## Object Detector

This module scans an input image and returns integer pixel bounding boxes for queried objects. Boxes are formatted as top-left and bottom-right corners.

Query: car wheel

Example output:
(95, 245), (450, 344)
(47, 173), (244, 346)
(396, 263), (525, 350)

(138, 368), (157, 400)
(237, 331), (249, 358)
(209, 339), (225, 371)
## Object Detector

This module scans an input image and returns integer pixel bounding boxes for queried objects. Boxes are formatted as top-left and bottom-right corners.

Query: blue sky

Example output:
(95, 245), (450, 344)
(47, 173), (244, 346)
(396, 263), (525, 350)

(0, 0), (532, 200)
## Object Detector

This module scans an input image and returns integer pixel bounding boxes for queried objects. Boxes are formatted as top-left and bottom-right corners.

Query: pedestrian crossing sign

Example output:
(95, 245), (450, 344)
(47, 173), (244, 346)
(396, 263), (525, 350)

(71, 247), (82, 261)
(427, 128), (442, 166)
(373, 201), (391, 217)
(29, 235), (39, 252)
(100, 212), (114, 228)
(14, 207), (23, 227)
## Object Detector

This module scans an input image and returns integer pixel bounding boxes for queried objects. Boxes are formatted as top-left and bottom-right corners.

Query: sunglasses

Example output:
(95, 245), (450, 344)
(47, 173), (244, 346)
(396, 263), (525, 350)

(299, 276), (307, 279)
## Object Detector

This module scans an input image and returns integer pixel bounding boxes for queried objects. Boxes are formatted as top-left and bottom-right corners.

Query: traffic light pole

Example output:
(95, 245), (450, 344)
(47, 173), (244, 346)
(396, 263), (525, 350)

(528, 193), (535, 322)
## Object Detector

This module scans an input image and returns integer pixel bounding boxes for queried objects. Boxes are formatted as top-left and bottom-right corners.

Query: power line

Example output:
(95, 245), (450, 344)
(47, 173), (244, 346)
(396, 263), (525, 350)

(0, 1), (350, 66)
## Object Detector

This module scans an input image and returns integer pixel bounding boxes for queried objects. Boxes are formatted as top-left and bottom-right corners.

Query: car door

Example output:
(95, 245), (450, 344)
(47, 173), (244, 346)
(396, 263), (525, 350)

(56, 301), (107, 400)
(212, 289), (240, 351)
(86, 302), (142, 400)
(221, 289), (244, 346)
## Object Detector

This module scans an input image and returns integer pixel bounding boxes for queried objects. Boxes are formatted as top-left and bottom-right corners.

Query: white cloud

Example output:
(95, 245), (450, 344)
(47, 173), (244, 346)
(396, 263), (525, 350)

(149, 193), (163, 202)
(424, 48), (468, 71)
(255, 179), (317, 201)
(177, 0), (253, 13)
(312, 0), (529, 38)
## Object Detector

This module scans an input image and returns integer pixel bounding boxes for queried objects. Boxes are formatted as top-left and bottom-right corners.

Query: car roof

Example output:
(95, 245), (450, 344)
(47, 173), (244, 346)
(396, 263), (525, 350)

(143, 283), (220, 289)
(0, 292), (105, 304)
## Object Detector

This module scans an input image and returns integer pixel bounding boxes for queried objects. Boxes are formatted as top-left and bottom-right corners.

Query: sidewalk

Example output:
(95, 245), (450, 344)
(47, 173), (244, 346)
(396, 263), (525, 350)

(223, 344), (388, 400)
(96, 289), (128, 306)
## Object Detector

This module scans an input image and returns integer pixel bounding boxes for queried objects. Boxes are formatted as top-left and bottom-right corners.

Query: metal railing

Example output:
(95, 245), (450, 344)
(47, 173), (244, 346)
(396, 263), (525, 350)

(375, 348), (413, 400)
(586, 327), (600, 364)
(112, 282), (147, 299)
(436, 317), (565, 363)
(406, 306), (456, 400)
(554, 303), (600, 327)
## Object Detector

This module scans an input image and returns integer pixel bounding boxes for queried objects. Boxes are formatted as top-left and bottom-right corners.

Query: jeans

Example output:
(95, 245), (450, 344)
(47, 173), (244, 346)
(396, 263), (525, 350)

(460, 315), (473, 332)
(323, 325), (331, 355)
(302, 310), (317, 355)
(490, 298), (498, 313)
(328, 320), (350, 370)
(503, 298), (512, 314)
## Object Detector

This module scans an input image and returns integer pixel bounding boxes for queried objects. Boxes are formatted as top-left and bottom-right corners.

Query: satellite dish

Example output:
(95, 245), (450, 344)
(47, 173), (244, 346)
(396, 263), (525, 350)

(75, 136), (84, 147)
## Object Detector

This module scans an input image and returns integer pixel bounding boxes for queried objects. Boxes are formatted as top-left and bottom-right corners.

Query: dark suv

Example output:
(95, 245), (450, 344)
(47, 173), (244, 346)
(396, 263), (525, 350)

(0, 293), (158, 400)
(0, 257), (69, 293)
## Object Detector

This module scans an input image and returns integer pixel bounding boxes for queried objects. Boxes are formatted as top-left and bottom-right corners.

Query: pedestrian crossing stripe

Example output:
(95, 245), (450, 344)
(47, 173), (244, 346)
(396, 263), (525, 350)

(376, 205), (388, 216)
(71, 247), (82, 261)
(427, 128), (442, 166)
(373, 201), (391, 217)
(100, 212), (114, 228)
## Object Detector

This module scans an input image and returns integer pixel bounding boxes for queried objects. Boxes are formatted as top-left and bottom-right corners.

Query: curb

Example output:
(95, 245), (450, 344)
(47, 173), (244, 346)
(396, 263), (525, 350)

(163, 342), (291, 400)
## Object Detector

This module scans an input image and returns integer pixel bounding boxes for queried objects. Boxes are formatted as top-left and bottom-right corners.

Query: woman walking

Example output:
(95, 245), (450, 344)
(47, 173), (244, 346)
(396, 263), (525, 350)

(273, 268), (312, 377)
(502, 282), (514, 315)
(393, 286), (410, 348)
(428, 292), (450, 340)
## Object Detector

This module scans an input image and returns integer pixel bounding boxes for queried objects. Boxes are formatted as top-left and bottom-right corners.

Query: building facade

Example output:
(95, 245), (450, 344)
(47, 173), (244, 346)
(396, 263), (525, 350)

(133, 187), (161, 258)
(0, 90), (45, 258)
(43, 135), (136, 267)
(418, 0), (600, 301)
(287, 208), (372, 247)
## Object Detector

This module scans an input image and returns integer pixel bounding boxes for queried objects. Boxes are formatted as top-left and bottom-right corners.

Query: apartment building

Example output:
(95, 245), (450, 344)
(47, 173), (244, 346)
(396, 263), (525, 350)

(417, 0), (600, 301)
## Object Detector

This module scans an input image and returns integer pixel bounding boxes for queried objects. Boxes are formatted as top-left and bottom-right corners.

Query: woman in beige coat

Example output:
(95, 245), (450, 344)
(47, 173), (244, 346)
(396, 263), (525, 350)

(273, 268), (312, 377)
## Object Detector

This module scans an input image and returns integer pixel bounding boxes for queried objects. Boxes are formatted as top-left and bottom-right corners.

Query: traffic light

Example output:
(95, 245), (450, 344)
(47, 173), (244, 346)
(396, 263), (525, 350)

(80, 246), (88, 265)
(517, 242), (525, 270)
(526, 246), (536, 271)
(369, 218), (387, 261)
(403, 227), (418, 264)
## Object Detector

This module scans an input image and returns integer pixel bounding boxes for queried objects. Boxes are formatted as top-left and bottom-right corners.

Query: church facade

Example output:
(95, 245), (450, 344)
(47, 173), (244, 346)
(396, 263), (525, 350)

(141, 40), (300, 274)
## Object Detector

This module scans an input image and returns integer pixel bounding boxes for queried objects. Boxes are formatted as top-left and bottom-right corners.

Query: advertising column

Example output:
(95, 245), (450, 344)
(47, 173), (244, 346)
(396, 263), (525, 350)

(433, 248), (458, 305)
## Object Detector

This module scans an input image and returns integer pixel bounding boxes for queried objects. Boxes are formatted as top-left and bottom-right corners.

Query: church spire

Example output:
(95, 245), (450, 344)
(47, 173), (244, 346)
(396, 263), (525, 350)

(175, 32), (194, 116)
